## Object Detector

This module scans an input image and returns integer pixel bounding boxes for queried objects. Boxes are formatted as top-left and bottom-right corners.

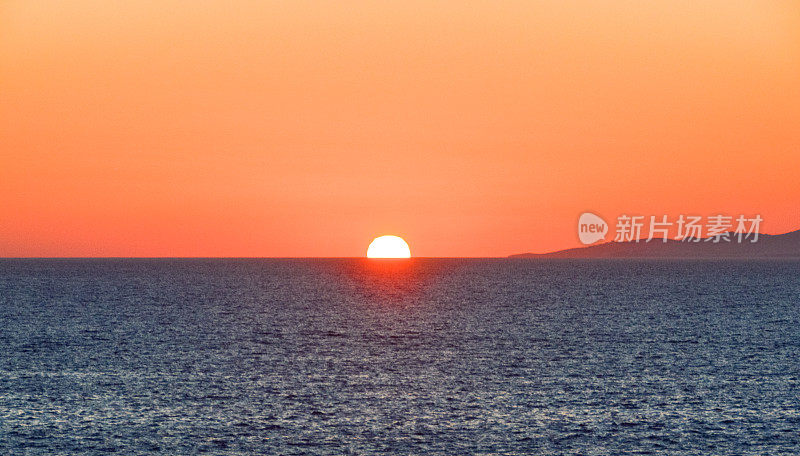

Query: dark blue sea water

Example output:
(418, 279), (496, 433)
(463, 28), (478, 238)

(1, 259), (799, 455)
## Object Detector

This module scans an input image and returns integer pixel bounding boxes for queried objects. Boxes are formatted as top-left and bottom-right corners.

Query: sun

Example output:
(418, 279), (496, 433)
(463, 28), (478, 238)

(367, 235), (411, 258)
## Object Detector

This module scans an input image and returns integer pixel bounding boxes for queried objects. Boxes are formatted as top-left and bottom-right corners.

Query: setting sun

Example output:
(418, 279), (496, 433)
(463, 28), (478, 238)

(366, 235), (411, 258)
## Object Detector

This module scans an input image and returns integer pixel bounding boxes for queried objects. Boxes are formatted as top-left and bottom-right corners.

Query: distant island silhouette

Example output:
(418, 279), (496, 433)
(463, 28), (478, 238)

(510, 229), (800, 259)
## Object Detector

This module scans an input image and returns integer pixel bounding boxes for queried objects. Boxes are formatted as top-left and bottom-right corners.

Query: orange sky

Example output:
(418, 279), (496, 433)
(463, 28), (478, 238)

(2, 1), (799, 257)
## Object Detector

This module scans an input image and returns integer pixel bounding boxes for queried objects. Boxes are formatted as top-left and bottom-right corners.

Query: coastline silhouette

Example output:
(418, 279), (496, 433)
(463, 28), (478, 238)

(510, 229), (800, 259)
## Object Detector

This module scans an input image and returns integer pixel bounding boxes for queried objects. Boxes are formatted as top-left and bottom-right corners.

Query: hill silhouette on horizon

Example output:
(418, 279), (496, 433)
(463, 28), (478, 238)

(509, 229), (800, 259)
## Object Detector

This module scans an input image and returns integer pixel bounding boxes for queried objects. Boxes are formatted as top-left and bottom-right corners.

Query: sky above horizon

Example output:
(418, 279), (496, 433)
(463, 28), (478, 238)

(2, 1), (799, 257)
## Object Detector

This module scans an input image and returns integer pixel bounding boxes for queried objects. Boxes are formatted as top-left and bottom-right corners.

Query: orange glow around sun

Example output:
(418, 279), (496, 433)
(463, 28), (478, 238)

(367, 236), (411, 258)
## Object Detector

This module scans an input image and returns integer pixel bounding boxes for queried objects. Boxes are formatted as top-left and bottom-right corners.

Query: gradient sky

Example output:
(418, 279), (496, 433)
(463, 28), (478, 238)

(2, 1), (799, 257)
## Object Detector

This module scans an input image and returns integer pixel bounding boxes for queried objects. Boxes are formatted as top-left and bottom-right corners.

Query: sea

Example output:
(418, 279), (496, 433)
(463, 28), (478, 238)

(1, 258), (798, 455)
